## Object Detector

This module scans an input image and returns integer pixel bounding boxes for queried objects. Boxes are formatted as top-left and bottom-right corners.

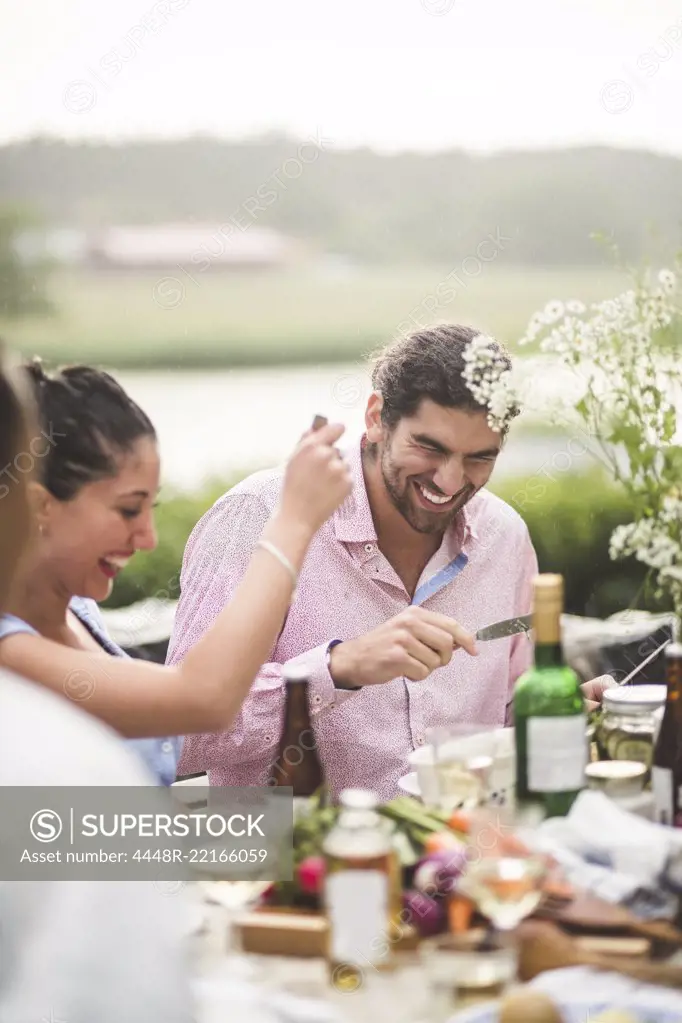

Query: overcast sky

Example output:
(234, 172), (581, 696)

(2, 0), (682, 153)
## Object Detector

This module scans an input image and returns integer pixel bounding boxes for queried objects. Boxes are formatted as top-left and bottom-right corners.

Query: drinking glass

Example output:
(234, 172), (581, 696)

(425, 724), (496, 813)
(453, 805), (548, 998)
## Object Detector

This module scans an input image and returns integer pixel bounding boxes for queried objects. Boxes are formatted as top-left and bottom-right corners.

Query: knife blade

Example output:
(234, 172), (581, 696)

(475, 613), (533, 642)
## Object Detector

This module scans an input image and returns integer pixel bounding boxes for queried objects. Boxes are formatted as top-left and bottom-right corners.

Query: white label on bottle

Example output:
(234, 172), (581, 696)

(652, 765), (674, 825)
(326, 870), (388, 966)
(527, 715), (587, 792)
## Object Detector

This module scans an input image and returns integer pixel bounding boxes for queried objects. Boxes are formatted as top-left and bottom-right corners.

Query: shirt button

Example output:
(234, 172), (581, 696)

(312, 694), (322, 705)
(415, 736), (425, 746)
(264, 734), (274, 744)
(364, 543), (375, 553)
(161, 741), (173, 754)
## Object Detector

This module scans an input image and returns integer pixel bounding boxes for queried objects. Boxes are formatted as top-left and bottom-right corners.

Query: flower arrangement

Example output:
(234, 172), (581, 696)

(463, 259), (682, 622)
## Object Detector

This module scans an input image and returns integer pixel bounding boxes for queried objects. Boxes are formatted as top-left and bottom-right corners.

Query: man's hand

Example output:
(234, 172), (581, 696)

(328, 606), (477, 689)
(580, 673), (617, 712)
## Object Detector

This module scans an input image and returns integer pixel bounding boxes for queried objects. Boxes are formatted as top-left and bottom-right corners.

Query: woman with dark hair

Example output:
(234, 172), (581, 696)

(0, 358), (352, 784)
(0, 344), (194, 1022)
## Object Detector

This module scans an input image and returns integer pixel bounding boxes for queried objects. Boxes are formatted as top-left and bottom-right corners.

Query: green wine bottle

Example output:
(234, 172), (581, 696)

(514, 573), (587, 818)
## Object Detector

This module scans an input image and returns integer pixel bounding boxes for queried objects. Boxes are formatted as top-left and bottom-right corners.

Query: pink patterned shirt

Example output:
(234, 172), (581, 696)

(168, 437), (538, 801)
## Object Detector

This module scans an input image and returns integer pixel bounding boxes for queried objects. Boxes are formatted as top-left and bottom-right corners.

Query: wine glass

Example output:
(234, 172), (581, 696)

(460, 804), (547, 925)
(454, 806), (548, 995)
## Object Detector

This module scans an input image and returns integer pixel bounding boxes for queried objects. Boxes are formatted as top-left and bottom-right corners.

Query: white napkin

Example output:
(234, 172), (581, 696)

(521, 790), (682, 906)
(194, 974), (346, 1023)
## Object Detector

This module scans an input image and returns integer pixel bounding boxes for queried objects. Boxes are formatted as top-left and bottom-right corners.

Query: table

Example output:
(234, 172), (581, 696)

(188, 889), (459, 1023)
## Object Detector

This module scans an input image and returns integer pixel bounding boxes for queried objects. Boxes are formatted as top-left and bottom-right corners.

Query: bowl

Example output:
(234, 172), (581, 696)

(585, 759), (647, 798)
(407, 727), (516, 807)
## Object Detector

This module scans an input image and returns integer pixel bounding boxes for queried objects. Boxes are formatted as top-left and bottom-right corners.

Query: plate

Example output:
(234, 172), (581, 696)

(398, 772), (421, 798)
(449, 965), (682, 1022)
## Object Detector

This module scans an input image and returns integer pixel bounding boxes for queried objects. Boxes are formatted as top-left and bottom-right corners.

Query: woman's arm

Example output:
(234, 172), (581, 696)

(0, 423), (352, 737)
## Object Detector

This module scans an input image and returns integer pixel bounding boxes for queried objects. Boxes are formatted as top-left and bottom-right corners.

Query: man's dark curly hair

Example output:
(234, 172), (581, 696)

(370, 323), (519, 434)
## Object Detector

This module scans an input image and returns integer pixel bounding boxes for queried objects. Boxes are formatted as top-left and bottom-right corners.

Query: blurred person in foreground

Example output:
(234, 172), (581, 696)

(171, 324), (614, 798)
(0, 360), (351, 784)
(0, 345), (194, 1023)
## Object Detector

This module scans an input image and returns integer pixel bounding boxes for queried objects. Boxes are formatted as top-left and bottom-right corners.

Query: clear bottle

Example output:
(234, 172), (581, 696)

(322, 789), (393, 989)
(513, 573), (587, 818)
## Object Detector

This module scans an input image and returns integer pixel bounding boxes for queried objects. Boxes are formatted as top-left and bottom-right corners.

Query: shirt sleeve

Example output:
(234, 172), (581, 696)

(0, 614), (39, 641)
(166, 491), (352, 780)
(505, 525), (539, 725)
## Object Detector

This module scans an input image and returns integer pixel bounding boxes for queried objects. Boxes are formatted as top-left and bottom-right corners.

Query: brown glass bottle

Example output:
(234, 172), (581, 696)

(269, 663), (325, 800)
(651, 643), (682, 826)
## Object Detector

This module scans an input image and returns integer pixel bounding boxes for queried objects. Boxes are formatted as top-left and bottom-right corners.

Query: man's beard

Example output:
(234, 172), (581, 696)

(380, 447), (476, 535)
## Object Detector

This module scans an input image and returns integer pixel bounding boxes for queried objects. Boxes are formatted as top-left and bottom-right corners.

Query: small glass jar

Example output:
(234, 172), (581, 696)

(596, 684), (666, 777)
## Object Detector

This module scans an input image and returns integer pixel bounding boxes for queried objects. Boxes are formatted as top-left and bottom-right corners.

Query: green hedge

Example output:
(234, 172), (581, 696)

(104, 470), (659, 619)
(493, 472), (656, 618)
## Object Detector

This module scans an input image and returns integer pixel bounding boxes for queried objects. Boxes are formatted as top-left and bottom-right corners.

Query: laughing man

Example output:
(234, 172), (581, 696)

(168, 324), (611, 799)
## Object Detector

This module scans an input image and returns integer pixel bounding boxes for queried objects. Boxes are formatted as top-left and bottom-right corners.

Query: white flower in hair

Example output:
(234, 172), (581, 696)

(461, 333), (519, 433)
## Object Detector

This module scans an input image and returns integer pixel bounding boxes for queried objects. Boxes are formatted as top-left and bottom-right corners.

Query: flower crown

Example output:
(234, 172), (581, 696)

(461, 333), (519, 433)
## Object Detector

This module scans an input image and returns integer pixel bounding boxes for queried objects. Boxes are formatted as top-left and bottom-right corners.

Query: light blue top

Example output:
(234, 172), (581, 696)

(0, 597), (181, 786)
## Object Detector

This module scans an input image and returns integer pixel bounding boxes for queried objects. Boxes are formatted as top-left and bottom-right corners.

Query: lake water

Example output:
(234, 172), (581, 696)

(117, 359), (597, 493)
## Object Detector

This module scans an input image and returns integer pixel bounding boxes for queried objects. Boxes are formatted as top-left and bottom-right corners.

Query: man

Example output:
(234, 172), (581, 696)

(169, 324), (611, 799)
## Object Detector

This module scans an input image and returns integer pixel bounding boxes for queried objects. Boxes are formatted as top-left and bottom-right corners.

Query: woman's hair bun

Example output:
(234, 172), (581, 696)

(23, 357), (50, 387)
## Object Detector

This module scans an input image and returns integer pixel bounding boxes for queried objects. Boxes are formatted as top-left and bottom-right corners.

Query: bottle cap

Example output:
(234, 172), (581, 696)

(338, 788), (379, 810)
(533, 573), (563, 597)
(603, 684), (666, 713)
(665, 643), (682, 660)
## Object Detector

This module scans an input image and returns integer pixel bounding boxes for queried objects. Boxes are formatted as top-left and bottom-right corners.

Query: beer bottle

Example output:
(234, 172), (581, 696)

(652, 644), (682, 826)
(269, 663), (325, 810)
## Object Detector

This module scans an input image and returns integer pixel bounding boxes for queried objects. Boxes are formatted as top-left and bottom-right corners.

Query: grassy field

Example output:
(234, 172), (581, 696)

(2, 263), (631, 369)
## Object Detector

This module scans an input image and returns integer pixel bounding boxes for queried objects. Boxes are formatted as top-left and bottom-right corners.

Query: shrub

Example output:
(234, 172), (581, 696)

(491, 471), (655, 617)
(105, 469), (661, 620)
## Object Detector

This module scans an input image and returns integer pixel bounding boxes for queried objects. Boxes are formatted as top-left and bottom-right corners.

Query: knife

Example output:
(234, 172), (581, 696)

(476, 613), (533, 642)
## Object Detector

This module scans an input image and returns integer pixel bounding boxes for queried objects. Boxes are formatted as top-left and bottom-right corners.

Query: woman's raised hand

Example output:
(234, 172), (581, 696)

(280, 421), (352, 534)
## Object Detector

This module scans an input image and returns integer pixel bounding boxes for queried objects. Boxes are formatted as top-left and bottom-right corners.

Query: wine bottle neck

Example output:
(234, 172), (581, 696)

(534, 642), (564, 669)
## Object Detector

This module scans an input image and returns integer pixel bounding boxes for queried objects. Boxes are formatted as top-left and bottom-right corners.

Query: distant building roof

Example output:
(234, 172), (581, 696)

(89, 223), (295, 267)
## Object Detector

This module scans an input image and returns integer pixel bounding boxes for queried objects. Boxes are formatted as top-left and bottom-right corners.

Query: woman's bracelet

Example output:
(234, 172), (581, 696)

(256, 539), (299, 596)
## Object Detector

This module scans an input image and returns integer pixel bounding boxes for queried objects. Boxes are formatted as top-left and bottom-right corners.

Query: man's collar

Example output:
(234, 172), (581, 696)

(333, 435), (479, 546)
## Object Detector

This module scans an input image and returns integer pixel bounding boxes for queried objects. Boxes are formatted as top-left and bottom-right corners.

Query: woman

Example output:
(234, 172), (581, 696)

(0, 359), (353, 784)
(0, 350), (197, 1021)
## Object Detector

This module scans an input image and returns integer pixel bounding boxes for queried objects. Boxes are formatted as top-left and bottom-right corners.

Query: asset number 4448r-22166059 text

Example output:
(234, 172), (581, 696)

(132, 849), (269, 864)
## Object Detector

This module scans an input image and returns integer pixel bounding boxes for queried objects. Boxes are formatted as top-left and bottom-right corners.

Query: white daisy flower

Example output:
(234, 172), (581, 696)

(543, 300), (565, 324)
(658, 269), (676, 295)
(566, 300), (586, 314)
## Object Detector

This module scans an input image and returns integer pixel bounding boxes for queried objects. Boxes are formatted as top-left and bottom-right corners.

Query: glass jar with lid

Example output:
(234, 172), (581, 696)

(596, 684), (666, 776)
